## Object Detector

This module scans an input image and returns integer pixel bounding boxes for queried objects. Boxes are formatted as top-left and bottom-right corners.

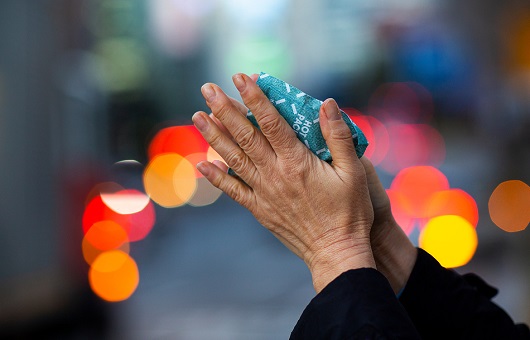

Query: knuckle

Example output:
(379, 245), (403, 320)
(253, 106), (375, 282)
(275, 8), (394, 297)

(225, 149), (249, 172)
(245, 90), (267, 112)
(213, 98), (234, 121)
(206, 130), (224, 148)
(259, 114), (282, 134)
(229, 185), (247, 206)
(233, 126), (258, 151)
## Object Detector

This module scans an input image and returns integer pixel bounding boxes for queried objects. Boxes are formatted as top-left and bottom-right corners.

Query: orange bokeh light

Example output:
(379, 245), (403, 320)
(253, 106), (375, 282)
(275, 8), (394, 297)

(82, 235), (130, 266)
(148, 125), (209, 160)
(143, 153), (197, 207)
(89, 250), (139, 302)
(185, 152), (208, 178)
(84, 220), (129, 250)
(391, 166), (450, 219)
(488, 180), (530, 232)
(426, 189), (479, 227)
(206, 146), (227, 165)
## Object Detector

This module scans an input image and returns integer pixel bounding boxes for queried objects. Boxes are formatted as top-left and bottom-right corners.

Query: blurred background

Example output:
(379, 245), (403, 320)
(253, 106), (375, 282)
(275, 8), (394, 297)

(0, 0), (529, 339)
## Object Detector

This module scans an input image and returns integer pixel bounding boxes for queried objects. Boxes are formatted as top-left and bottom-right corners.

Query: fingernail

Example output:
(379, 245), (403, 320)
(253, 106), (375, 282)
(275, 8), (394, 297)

(192, 112), (208, 132)
(233, 74), (246, 91)
(201, 84), (216, 101)
(196, 161), (211, 176)
(324, 99), (341, 121)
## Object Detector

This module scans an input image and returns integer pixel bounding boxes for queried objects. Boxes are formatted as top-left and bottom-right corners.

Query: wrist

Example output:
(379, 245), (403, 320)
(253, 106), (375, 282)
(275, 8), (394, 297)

(308, 235), (376, 293)
(371, 218), (417, 294)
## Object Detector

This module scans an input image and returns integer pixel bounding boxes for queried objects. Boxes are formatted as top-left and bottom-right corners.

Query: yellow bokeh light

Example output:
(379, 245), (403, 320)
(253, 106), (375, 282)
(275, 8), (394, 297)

(419, 215), (478, 268)
(89, 250), (139, 302)
(143, 153), (197, 208)
(488, 180), (530, 232)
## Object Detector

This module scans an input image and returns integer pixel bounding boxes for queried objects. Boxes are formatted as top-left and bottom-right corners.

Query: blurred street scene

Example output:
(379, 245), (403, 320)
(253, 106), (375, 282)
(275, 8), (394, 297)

(0, 0), (529, 339)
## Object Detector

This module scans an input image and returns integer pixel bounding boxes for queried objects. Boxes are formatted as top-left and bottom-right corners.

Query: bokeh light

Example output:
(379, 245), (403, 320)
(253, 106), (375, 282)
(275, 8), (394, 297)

(95, 38), (149, 93)
(390, 166), (450, 219)
(386, 189), (415, 235)
(148, 125), (209, 160)
(488, 180), (530, 232)
(185, 152), (208, 178)
(83, 196), (131, 235)
(148, 0), (216, 58)
(426, 189), (479, 227)
(84, 220), (129, 251)
(188, 177), (223, 207)
(379, 123), (446, 174)
(122, 199), (156, 242)
(84, 189), (156, 242)
(89, 250), (139, 302)
(419, 215), (478, 268)
(346, 110), (389, 165)
(82, 220), (131, 266)
(143, 153), (197, 207)
(101, 188), (150, 215)
(368, 82), (434, 123)
(207, 146), (227, 165)
(82, 236), (130, 266)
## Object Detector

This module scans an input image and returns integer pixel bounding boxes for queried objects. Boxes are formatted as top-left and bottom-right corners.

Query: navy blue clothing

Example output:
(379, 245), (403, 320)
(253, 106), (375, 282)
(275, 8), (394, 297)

(291, 249), (530, 339)
(291, 268), (421, 339)
(399, 248), (530, 339)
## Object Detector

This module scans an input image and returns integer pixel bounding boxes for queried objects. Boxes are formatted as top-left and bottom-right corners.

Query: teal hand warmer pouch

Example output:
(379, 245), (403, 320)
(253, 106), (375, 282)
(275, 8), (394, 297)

(229, 72), (368, 176)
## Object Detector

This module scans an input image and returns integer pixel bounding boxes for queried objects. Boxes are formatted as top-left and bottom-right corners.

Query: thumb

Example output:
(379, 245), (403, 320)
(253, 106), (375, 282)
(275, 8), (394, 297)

(320, 98), (358, 174)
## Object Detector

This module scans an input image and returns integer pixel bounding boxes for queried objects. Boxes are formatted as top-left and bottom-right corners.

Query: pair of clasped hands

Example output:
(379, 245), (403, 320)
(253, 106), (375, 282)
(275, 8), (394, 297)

(192, 73), (417, 293)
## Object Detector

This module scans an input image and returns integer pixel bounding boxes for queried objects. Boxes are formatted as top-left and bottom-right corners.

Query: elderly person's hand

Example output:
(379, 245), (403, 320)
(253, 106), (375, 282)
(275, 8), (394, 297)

(360, 157), (417, 294)
(192, 73), (375, 292)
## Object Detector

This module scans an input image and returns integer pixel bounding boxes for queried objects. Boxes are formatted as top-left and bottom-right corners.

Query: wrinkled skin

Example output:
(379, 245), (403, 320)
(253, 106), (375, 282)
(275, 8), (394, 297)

(192, 73), (376, 292)
(192, 73), (416, 293)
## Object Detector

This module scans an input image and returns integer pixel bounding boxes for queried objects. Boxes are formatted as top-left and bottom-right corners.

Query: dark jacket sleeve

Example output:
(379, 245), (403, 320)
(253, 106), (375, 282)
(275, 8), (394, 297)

(290, 268), (421, 339)
(399, 248), (530, 340)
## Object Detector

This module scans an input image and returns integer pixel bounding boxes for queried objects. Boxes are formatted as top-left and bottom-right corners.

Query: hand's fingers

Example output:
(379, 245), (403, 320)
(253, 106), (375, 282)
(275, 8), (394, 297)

(201, 83), (276, 168)
(209, 96), (248, 138)
(232, 73), (303, 157)
(196, 160), (255, 209)
(319, 99), (359, 176)
(192, 110), (259, 186)
(229, 96), (249, 116)
(212, 159), (229, 173)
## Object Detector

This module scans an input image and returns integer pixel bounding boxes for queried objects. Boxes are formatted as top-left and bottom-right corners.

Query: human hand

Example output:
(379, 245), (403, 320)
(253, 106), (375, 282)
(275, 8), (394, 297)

(360, 157), (417, 294)
(192, 73), (376, 292)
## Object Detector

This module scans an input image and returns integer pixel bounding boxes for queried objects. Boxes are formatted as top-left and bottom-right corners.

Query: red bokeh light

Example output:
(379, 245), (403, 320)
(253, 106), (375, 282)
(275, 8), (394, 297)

(83, 194), (156, 242)
(148, 125), (209, 160)
(345, 110), (389, 165)
(390, 166), (450, 219)
(386, 189), (415, 235)
(379, 123), (445, 174)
